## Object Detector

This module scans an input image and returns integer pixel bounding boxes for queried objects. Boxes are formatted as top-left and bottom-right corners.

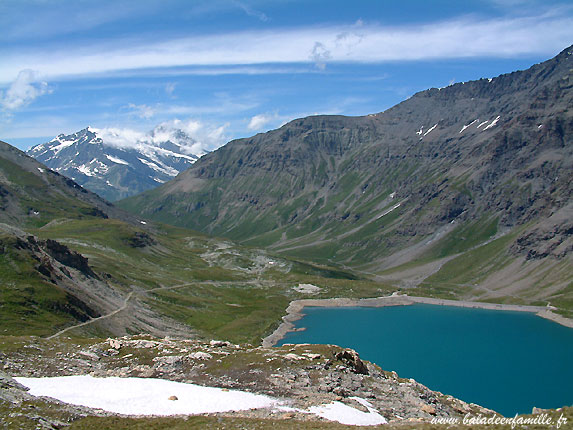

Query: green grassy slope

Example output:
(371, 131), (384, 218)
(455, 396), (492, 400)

(31, 218), (392, 343)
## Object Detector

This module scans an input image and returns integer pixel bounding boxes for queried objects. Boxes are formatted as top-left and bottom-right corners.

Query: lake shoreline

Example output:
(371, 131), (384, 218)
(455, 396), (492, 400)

(262, 294), (573, 347)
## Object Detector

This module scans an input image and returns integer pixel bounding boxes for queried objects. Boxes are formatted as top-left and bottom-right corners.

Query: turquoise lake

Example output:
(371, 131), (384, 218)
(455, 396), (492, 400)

(278, 304), (573, 416)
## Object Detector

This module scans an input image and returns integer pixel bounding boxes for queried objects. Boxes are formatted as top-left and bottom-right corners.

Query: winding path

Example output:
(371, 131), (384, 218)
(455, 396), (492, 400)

(46, 280), (274, 339)
(47, 292), (135, 340)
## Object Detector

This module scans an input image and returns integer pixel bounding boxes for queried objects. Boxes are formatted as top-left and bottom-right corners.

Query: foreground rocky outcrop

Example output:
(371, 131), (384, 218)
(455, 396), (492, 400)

(1, 335), (492, 428)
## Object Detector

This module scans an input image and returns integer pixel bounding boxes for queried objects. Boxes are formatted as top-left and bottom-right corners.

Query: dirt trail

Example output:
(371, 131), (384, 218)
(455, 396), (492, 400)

(46, 280), (273, 339)
(47, 292), (135, 340)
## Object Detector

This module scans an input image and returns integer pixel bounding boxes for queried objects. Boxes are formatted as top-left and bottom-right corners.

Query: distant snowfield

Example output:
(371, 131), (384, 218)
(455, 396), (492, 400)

(15, 375), (387, 426)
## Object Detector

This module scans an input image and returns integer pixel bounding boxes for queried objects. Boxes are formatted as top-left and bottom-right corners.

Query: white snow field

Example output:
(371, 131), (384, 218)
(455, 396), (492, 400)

(16, 375), (388, 426)
(15, 375), (277, 416)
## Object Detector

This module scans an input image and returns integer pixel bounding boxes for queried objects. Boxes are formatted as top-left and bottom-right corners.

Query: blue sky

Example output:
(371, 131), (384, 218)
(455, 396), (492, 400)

(1, 0), (572, 152)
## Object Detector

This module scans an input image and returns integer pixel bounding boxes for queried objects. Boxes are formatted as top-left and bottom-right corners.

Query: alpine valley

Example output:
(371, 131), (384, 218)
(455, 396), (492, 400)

(27, 126), (203, 201)
(0, 46), (572, 429)
(121, 46), (573, 315)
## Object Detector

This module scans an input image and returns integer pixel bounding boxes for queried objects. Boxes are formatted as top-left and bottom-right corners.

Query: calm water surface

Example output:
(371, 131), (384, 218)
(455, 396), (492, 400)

(278, 304), (573, 416)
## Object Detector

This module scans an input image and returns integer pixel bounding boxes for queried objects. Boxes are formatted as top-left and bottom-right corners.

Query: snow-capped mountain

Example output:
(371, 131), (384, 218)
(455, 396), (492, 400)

(27, 126), (203, 201)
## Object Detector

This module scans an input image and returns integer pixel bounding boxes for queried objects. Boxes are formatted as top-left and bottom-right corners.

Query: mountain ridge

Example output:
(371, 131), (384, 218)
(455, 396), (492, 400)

(119, 45), (573, 312)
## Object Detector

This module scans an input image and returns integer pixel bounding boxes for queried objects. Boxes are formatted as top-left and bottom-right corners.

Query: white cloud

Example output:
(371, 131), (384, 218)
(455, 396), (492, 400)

(126, 103), (155, 119)
(247, 112), (280, 131)
(0, 70), (51, 111)
(162, 118), (229, 153)
(1, 12), (571, 83)
(90, 127), (146, 148)
(89, 118), (228, 154)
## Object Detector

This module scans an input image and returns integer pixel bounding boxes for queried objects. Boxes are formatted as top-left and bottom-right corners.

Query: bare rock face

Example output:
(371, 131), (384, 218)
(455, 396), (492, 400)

(0, 371), (32, 403)
(44, 238), (97, 278)
(511, 213), (573, 260)
(333, 349), (369, 375)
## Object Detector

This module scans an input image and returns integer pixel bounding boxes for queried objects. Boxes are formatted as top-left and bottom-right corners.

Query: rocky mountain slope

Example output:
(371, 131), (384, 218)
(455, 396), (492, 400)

(27, 126), (201, 201)
(120, 46), (573, 312)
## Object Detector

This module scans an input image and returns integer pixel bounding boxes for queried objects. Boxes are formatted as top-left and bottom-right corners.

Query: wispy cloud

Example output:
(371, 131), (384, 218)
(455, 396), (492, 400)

(232, 1), (269, 22)
(94, 65), (318, 80)
(0, 70), (51, 112)
(310, 42), (331, 70)
(1, 11), (571, 83)
(126, 103), (156, 119)
(165, 82), (177, 97)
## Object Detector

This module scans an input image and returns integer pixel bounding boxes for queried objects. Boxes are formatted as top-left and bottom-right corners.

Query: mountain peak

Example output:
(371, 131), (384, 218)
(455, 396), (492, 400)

(27, 126), (204, 201)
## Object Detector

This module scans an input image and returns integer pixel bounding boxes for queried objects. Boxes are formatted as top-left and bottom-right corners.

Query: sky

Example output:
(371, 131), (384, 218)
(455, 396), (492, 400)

(1, 0), (572, 152)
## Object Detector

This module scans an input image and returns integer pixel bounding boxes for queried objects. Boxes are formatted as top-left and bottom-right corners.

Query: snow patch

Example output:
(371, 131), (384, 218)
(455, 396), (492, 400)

(415, 126), (423, 136)
(459, 119), (478, 133)
(138, 157), (178, 177)
(15, 376), (388, 426)
(308, 400), (387, 426)
(49, 139), (75, 154)
(293, 283), (321, 295)
(37, 167), (45, 173)
(476, 120), (489, 129)
(15, 376), (278, 416)
(376, 202), (401, 220)
(423, 123), (438, 137)
(144, 145), (198, 162)
(105, 154), (129, 165)
(483, 116), (500, 130)
(76, 164), (94, 177)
